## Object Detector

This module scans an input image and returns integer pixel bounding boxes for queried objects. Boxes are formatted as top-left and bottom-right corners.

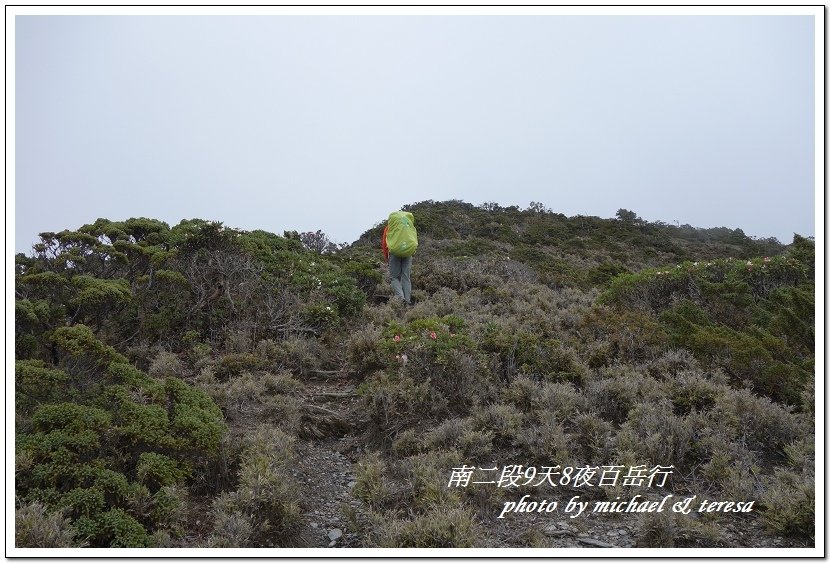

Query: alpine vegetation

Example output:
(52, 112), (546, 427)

(14, 202), (815, 549)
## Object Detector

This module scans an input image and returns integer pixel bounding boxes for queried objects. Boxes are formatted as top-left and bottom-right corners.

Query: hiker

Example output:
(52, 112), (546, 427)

(381, 211), (418, 306)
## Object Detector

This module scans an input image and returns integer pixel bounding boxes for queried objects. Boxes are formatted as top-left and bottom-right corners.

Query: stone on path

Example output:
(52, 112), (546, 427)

(577, 537), (615, 548)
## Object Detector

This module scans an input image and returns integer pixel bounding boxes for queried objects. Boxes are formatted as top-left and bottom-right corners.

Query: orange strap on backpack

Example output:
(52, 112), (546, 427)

(381, 225), (389, 262)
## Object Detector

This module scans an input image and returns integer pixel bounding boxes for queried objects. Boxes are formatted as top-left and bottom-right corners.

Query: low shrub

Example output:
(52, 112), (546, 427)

(532, 381), (588, 425)
(15, 501), (83, 548)
(420, 418), (468, 452)
(695, 432), (760, 499)
(570, 412), (615, 464)
(353, 452), (393, 509)
(254, 339), (281, 362)
(615, 400), (698, 467)
(666, 371), (721, 415)
(601, 257), (808, 315)
(207, 371), (303, 433)
(398, 450), (465, 512)
(148, 351), (185, 379)
(420, 418), (494, 461)
(224, 329), (253, 354)
(579, 307), (669, 363)
(136, 452), (191, 492)
(646, 348), (698, 379)
(587, 262), (630, 286)
(272, 336), (326, 377)
(471, 403), (524, 446)
(517, 411), (575, 465)
(402, 348), (492, 414)
(598, 256), (813, 406)
(16, 351), (228, 545)
(164, 377), (226, 454)
(782, 438), (814, 474)
(500, 375), (540, 412)
(382, 315), (496, 414)
(391, 429), (422, 458)
(208, 425), (301, 547)
(478, 325), (588, 383)
(143, 485), (188, 537)
(75, 507), (151, 548)
(636, 510), (728, 548)
(358, 372), (442, 438)
(663, 316), (809, 405)
(415, 256), (500, 294)
(584, 367), (666, 424)
(345, 326), (389, 378)
(214, 353), (264, 381)
(760, 469), (814, 540)
(206, 498), (255, 548)
(456, 429), (495, 461)
(370, 506), (480, 548)
(709, 387), (806, 458)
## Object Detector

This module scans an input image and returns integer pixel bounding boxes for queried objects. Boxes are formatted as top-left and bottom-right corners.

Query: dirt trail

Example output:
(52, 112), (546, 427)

(293, 375), (368, 548)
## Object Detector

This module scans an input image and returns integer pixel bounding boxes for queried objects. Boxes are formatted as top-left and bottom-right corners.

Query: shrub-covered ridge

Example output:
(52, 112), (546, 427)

(15, 202), (815, 548)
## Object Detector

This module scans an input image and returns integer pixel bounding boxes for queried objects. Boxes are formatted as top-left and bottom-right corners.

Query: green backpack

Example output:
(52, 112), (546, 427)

(387, 211), (418, 258)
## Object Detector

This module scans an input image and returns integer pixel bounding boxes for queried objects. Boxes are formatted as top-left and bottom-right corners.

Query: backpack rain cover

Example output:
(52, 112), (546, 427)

(386, 211), (418, 258)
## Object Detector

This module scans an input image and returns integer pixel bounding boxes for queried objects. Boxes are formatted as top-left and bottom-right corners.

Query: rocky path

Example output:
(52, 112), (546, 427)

(293, 376), (369, 548)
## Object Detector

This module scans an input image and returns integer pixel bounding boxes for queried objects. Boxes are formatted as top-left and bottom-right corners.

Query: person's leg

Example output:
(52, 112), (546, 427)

(389, 255), (405, 302)
(401, 256), (412, 305)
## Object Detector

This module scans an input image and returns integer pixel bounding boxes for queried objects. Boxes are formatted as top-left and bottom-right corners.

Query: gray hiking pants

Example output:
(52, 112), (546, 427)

(389, 254), (412, 305)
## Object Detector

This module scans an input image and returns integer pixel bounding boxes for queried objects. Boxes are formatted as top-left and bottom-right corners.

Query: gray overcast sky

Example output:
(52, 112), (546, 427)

(13, 12), (817, 254)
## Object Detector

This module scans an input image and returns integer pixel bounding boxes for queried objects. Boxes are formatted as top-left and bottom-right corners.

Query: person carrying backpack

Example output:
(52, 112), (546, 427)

(382, 211), (418, 306)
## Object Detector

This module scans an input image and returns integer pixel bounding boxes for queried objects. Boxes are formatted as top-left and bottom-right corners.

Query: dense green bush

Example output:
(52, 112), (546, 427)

(596, 254), (813, 406)
(15, 327), (226, 547)
(601, 256), (808, 315)
(15, 360), (70, 413)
